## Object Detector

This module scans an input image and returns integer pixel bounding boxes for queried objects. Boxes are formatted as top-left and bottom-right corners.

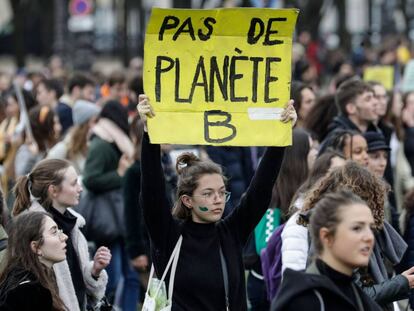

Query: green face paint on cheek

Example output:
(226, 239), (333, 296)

(198, 206), (209, 212)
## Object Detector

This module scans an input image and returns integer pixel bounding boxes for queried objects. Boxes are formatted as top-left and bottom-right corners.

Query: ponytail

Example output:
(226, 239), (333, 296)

(12, 175), (32, 216)
(12, 159), (72, 216)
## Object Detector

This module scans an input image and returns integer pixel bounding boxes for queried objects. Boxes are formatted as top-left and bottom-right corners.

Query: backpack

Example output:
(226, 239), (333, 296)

(260, 223), (286, 301)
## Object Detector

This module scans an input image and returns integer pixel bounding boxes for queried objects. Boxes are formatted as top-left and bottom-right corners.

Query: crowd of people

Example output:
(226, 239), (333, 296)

(0, 21), (413, 311)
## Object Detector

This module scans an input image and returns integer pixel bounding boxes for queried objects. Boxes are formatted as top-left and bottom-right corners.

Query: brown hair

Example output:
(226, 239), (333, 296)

(129, 115), (144, 161)
(172, 153), (225, 220)
(299, 161), (389, 229)
(289, 149), (345, 215)
(29, 105), (58, 152)
(12, 159), (71, 216)
(335, 78), (374, 116)
(0, 212), (67, 310)
(66, 122), (90, 159)
(270, 128), (311, 216)
(309, 190), (367, 255)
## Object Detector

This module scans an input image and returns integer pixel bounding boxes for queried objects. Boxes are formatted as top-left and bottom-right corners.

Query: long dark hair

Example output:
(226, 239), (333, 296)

(0, 212), (66, 310)
(289, 149), (345, 215)
(304, 94), (338, 142)
(270, 128), (311, 217)
(12, 159), (71, 216)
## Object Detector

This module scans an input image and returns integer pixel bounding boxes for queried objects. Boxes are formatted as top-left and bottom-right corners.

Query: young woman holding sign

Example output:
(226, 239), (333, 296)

(137, 94), (296, 310)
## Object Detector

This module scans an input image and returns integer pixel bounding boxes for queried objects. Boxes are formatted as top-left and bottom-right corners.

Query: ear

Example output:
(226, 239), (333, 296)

(30, 241), (41, 256)
(345, 102), (356, 116)
(48, 184), (57, 198)
(319, 227), (333, 249)
(181, 195), (193, 209)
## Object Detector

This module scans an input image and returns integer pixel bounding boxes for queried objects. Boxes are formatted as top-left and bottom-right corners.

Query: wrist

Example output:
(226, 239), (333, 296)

(91, 267), (101, 278)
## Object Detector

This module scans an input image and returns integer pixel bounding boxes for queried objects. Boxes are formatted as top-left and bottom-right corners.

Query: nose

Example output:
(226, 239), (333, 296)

(213, 193), (223, 203)
(60, 232), (68, 242)
(364, 227), (374, 244)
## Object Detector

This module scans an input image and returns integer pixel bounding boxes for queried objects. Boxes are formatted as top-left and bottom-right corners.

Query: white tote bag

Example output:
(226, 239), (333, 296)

(142, 236), (183, 311)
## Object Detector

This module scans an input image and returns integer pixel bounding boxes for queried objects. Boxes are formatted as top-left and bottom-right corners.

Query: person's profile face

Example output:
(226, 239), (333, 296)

(36, 216), (68, 267)
(51, 166), (82, 209)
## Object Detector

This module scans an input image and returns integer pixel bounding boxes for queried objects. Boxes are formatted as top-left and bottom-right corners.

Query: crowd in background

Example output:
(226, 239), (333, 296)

(0, 27), (414, 311)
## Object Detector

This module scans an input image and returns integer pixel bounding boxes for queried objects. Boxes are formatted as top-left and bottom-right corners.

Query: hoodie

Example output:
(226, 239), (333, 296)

(271, 261), (382, 311)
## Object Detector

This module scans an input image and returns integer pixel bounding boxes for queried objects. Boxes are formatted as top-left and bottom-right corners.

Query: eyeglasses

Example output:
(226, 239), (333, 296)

(47, 228), (65, 238)
(193, 190), (231, 203)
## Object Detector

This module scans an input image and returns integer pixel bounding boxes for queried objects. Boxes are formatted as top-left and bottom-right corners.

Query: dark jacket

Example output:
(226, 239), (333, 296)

(355, 220), (409, 311)
(271, 262), (382, 311)
(56, 102), (73, 136)
(404, 127), (414, 175)
(205, 146), (255, 212)
(83, 136), (122, 194)
(141, 133), (285, 311)
(400, 213), (414, 309)
(0, 268), (54, 311)
(123, 160), (150, 260)
(327, 115), (378, 134)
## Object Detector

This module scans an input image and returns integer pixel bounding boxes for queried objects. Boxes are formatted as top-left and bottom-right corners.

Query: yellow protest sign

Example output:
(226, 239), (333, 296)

(363, 66), (394, 91)
(144, 8), (298, 146)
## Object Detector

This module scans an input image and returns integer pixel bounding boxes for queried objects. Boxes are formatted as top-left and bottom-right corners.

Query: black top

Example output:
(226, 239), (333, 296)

(314, 259), (358, 307)
(50, 207), (86, 309)
(0, 268), (54, 311)
(141, 133), (285, 311)
(123, 160), (150, 259)
(271, 260), (382, 311)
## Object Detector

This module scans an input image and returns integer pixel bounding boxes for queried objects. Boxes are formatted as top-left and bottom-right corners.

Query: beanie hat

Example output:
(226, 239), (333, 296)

(73, 100), (101, 125)
(100, 100), (129, 135)
(363, 132), (391, 153)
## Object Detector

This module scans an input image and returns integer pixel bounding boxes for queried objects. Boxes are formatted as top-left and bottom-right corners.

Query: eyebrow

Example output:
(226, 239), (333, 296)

(48, 225), (58, 232)
(201, 186), (226, 191)
(351, 221), (373, 226)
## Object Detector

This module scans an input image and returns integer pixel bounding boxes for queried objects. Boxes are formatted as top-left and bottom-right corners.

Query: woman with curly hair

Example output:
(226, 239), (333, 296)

(272, 190), (382, 311)
(297, 161), (413, 311)
(281, 150), (346, 274)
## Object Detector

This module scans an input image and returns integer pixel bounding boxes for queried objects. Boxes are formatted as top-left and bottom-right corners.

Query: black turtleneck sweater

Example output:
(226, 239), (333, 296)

(315, 259), (358, 306)
(141, 133), (285, 311)
(49, 207), (86, 310)
(281, 259), (359, 311)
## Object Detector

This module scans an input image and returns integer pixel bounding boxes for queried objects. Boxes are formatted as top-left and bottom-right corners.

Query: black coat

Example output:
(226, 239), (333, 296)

(205, 146), (255, 212)
(401, 214), (414, 308)
(271, 264), (382, 311)
(123, 160), (150, 260)
(0, 269), (54, 311)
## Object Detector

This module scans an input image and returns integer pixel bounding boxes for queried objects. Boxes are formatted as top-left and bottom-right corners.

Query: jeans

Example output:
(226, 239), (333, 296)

(105, 242), (140, 311)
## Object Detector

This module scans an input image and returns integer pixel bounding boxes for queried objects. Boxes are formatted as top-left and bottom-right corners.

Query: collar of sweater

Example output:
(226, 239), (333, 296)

(183, 219), (218, 238)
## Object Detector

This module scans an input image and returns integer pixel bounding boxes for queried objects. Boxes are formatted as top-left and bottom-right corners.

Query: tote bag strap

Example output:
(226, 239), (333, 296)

(145, 264), (156, 295)
(167, 235), (182, 301)
(153, 235), (183, 298)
